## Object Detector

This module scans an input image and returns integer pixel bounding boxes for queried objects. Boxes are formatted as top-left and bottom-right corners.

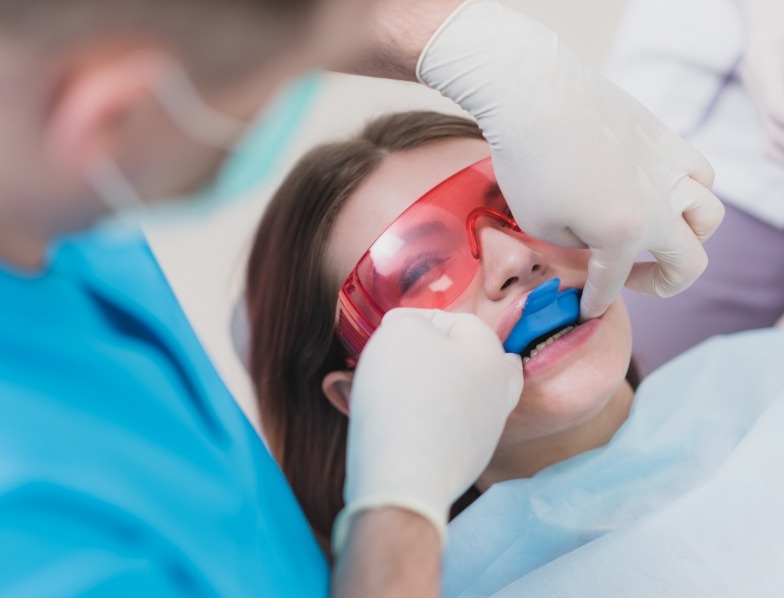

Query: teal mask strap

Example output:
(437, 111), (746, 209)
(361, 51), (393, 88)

(106, 72), (320, 228)
(213, 73), (320, 201)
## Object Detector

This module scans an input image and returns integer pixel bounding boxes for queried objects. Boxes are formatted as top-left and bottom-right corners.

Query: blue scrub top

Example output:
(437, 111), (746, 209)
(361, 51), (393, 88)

(0, 226), (329, 597)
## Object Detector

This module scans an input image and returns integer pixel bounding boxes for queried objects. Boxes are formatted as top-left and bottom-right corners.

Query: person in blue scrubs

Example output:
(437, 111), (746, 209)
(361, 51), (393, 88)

(0, 1), (725, 596)
(0, 228), (331, 597)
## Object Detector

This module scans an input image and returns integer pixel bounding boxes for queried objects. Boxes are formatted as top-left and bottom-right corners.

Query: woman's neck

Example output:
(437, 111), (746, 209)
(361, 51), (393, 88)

(476, 381), (634, 490)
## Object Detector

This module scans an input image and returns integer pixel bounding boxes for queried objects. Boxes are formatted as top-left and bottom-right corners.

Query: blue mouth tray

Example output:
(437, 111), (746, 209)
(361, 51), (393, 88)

(502, 278), (581, 354)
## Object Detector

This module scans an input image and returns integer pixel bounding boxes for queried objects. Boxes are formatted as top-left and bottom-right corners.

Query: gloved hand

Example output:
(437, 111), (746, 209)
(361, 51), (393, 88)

(738, 0), (784, 165)
(418, 0), (724, 320)
(332, 308), (523, 553)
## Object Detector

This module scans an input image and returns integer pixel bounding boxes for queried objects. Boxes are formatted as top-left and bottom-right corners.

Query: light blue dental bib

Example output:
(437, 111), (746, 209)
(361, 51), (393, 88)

(444, 329), (784, 597)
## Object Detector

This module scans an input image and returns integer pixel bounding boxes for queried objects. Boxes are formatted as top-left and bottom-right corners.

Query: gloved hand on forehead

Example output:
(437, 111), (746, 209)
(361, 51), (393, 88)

(332, 308), (523, 554)
(738, 0), (784, 165)
(418, 0), (725, 320)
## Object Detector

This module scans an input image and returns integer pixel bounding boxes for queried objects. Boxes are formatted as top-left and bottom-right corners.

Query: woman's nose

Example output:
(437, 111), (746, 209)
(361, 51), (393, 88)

(478, 224), (547, 300)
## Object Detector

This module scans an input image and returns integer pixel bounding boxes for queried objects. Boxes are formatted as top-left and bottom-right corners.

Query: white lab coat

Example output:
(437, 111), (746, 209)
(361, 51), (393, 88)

(605, 0), (784, 229)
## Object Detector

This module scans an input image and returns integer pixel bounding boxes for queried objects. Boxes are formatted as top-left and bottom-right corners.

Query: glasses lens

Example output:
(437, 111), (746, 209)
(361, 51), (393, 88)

(355, 206), (476, 311)
(338, 157), (511, 356)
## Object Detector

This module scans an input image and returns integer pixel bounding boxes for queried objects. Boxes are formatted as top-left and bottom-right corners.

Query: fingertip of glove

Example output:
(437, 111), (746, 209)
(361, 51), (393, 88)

(505, 353), (522, 368)
(579, 298), (607, 322)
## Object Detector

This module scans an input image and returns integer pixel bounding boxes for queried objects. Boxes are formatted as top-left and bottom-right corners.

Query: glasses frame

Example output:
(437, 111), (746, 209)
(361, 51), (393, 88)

(335, 157), (521, 362)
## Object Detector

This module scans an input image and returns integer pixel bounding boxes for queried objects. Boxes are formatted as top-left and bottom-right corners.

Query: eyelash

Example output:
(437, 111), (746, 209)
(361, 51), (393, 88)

(399, 254), (449, 294)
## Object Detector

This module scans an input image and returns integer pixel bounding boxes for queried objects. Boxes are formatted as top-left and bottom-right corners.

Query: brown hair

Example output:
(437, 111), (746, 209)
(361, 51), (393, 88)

(245, 110), (642, 554)
(245, 111), (486, 552)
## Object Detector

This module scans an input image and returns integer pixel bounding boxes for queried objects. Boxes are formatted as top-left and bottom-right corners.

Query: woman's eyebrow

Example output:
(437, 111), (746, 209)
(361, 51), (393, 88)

(483, 183), (503, 206)
(399, 220), (450, 243)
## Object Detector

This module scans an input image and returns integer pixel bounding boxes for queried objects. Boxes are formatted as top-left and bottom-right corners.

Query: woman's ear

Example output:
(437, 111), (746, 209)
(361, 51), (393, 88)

(322, 371), (355, 417)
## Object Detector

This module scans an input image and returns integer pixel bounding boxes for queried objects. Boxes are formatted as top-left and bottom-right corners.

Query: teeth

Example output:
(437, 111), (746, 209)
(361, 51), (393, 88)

(522, 326), (575, 365)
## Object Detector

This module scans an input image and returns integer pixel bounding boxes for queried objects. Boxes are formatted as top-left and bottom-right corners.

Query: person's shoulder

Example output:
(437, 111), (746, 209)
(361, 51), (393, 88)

(55, 224), (160, 279)
(53, 224), (183, 319)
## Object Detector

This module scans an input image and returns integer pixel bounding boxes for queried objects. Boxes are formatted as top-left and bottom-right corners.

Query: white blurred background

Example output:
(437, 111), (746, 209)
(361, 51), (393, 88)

(144, 0), (629, 427)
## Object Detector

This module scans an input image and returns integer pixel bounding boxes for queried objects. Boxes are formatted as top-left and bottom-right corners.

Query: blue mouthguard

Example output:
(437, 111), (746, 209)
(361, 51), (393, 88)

(502, 278), (581, 354)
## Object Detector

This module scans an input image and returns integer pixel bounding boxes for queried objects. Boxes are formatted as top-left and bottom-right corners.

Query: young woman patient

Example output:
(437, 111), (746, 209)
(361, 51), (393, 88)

(243, 111), (784, 593)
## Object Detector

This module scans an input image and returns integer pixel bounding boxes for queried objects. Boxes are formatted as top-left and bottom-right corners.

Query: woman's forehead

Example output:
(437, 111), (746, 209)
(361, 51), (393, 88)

(327, 138), (490, 282)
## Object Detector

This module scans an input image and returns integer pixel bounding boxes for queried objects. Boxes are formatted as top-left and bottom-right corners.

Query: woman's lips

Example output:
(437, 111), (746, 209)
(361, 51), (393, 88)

(521, 316), (602, 377)
(497, 292), (532, 343)
(496, 282), (578, 344)
(497, 284), (599, 378)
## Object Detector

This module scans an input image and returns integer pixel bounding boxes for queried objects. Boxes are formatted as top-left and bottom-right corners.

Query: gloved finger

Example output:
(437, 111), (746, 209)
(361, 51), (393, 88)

(676, 176), (725, 242)
(502, 356), (524, 410)
(430, 310), (499, 344)
(386, 308), (493, 340)
(679, 139), (716, 188)
(625, 222), (708, 297)
(505, 353), (523, 369)
(579, 247), (635, 321)
(381, 307), (439, 326)
(525, 224), (585, 250)
(381, 307), (446, 333)
(378, 308), (447, 343)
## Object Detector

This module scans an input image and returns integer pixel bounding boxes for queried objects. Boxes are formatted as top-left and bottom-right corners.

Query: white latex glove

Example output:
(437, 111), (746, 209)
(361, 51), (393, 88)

(332, 308), (523, 553)
(418, 0), (724, 320)
(739, 0), (784, 164)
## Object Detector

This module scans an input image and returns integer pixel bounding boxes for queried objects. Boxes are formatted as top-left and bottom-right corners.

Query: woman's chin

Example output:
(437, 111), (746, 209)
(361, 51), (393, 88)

(481, 347), (622, 437)
(507, 380), (623, 440)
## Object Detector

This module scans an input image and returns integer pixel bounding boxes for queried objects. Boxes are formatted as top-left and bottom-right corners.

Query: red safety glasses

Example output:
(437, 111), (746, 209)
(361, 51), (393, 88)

(336, 157), (522, 360)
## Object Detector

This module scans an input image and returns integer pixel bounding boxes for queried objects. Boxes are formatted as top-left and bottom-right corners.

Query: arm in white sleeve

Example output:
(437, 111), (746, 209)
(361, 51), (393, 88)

(737, 0), (784, 164)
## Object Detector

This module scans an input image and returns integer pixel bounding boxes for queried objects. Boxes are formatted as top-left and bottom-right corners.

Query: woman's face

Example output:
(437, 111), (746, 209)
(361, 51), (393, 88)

(326, 137), (633, 443)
